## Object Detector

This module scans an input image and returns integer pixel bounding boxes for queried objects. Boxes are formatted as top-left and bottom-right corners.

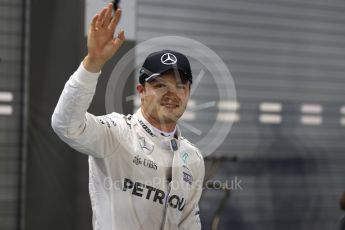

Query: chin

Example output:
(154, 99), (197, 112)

(158, 111), (181, 123)
(167, 112), (183, 122)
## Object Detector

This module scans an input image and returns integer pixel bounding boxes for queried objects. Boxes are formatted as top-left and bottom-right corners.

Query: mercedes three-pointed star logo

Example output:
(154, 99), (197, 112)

(161, 53), (177, 65)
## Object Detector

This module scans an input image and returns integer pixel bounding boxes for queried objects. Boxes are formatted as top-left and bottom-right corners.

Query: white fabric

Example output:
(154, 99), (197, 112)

(135, 109), (174, 181)
(51, 62), (204, 230)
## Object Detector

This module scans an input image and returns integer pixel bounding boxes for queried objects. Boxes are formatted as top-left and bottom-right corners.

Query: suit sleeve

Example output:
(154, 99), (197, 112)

(178, 152), (205, 229)
(51, 62), (122, 158)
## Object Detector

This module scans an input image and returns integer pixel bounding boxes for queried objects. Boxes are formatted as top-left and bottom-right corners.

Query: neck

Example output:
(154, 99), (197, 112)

(140, 108), (176, 132)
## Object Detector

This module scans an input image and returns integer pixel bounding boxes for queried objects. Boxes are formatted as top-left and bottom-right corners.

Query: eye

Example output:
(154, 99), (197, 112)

(153, 83), (167, 89)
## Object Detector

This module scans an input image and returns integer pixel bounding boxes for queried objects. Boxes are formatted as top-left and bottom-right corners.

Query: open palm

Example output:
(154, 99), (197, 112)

(87, 3), (125, 67)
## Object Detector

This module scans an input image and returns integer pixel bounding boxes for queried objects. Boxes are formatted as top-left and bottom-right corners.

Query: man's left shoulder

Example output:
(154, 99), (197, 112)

(180, 137), (204, 162)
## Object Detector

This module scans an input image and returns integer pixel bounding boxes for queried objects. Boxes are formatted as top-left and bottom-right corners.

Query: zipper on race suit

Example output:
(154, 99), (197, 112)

(161, 182), (171, 230)
(161, 139), (178, 230)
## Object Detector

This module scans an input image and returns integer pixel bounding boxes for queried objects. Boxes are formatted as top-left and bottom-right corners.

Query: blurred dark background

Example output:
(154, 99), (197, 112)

(0, 0), (345, 229)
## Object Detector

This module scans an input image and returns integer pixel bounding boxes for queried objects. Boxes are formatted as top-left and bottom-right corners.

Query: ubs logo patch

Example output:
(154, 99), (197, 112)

(132, 155), (158, 170)
(133, 155), (142, 165)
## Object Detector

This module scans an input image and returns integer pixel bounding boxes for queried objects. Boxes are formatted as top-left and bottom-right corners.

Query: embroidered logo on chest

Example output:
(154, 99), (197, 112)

(132, 155), (158, 170)
(138, 136), (154, 155)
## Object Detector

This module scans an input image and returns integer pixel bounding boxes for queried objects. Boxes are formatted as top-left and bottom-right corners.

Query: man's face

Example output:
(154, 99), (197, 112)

(137, 70), (191, 126)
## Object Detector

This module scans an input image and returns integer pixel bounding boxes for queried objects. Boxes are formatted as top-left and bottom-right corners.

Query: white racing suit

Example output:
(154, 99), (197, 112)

(51, 63), (205, 230)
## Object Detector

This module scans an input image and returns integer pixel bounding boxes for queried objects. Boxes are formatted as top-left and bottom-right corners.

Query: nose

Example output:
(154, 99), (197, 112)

(167, 84), (178, 94)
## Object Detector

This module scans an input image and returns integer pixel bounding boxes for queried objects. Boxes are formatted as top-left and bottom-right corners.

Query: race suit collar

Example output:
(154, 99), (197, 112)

(134, 108), (181, 139)
(133, 109), (182, 151)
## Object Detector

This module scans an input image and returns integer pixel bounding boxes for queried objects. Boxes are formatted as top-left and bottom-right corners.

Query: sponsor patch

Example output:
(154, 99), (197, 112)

(122, 178), (185, 211)
(132, 155), (157, 170)
(138, 136), (154, 155)
(98, 116), (117, 128)
(181, 152), (189, 164)
(138, 119), (156, 137)
(183, 171), (193, 185)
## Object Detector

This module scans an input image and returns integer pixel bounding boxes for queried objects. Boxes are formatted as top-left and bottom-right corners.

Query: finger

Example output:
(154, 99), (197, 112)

(118, 30), (125, 41)
(95, 8), (106, 29)
(112, 30), (125, 50)
(97, 7), (108, 28)
(108, 8), (122, 31)
(103, 3), (113, 26)
(90, 14), (99, 31)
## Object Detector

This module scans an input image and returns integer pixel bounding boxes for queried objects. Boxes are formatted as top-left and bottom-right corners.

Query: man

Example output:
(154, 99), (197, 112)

(51, 3), (204, 230)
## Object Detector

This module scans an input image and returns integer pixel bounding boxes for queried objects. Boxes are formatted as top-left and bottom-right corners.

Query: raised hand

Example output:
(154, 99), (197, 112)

(83, 3), (125, 73)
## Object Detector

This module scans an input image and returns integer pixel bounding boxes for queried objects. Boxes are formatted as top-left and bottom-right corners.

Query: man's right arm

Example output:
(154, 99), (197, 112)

(51, 3), (126, 158)
(51, 62), (121, 158)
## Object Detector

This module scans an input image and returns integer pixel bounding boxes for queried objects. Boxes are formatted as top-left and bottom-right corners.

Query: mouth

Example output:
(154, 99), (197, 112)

(161, 103), (179, 109)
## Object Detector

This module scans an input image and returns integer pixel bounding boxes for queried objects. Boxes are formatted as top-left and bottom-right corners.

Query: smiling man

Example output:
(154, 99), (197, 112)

(51, 3), (204, 230)
(137, 50), (192, 132)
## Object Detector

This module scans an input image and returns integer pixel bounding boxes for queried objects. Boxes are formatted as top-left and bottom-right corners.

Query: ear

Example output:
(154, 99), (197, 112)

(136, 84), (146, 104)
(136, 84), (144, 94)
